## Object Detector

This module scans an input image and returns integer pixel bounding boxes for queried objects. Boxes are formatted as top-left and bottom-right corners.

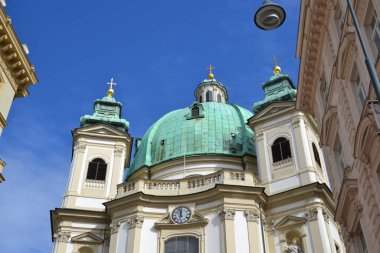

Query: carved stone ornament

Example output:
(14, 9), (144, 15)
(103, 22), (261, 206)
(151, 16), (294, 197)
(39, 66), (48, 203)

(114, 147), (124, 157)
(305, 208), (318, 221)
(218, 208), (236, 221)
(110, 221), (121, 234)
(127, 215), (144, 229)
(76, 144), (86, 152)
(322, 208), (330, 222)
(353, 199), (364, 216)
(53, 231), (71, 242)
(264, 220), (275, 233)
(244, 209), (260, 223)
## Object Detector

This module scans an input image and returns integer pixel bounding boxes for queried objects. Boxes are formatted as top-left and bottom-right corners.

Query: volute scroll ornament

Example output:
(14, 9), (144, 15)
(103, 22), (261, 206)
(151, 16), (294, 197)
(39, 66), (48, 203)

(244, 209), (260, 223)
(110, 221), (121, 234)
(218, 208), (236, 221)
(127, 215), (144, 229)
(305, 208), (318, 221)
(53, 231), (71, 242)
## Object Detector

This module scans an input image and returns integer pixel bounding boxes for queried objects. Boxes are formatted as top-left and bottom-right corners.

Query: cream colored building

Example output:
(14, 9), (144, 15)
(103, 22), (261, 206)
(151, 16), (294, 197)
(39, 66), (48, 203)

(296, 0), (380, 252)
(50, 70), (345, 253)
(0, 2), (38, 182)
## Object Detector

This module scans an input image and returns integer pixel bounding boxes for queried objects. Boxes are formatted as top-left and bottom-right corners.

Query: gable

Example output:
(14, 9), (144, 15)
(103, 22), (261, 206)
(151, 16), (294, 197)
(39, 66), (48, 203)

(274, 215), (306, 230)
(73, 123), (131, 141)
(249, 102), (296, 126)
(71, 232), (103, 244)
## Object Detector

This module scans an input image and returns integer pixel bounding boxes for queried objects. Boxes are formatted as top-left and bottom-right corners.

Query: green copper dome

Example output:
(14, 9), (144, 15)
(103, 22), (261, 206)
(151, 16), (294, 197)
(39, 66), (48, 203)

(127, 102), (256, 178)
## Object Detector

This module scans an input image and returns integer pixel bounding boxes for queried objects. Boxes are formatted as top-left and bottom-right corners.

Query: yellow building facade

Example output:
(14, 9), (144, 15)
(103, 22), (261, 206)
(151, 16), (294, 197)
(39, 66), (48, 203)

(0, 2), (39, 182)
(296, 0), (380, 252)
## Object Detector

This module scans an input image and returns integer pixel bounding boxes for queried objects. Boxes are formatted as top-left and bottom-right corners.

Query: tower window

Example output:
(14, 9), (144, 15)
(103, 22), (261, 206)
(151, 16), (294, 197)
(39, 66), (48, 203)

(217, 94), (221, 102)
(206, 90), (213, 102)
(165, 236), (199, 253)
(312, 143), (322, 167)
(199, 95), (202, 103)
(86, 158), (107, 181)
(271, 137), (292, 163)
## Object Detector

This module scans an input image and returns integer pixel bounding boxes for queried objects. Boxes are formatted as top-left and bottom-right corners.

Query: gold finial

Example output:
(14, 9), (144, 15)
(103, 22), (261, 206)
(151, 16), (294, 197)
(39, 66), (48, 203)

(107, 78), (117, 97)
(207, 64), (215, 79)
(273, 55), (281, 76)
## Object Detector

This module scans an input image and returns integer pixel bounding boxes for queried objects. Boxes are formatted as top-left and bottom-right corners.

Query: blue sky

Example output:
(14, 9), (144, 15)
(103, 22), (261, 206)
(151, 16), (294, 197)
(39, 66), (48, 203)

(0, 1), (300, 252)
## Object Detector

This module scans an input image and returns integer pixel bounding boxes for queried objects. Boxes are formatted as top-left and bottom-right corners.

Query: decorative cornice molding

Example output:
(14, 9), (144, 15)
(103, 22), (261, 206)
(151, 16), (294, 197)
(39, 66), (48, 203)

(244, 209), (260, 223)
(218, 208), (236, 221)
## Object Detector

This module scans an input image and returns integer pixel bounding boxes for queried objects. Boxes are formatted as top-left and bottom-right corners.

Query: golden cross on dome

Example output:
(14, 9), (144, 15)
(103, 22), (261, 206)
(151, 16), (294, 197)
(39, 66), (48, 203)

(207, 64), (215, 79)
(272, 55), (281, 76)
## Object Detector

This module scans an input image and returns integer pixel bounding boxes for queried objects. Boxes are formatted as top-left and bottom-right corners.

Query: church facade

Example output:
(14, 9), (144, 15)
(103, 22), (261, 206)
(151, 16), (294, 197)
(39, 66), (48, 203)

(51, 68), (345, 253)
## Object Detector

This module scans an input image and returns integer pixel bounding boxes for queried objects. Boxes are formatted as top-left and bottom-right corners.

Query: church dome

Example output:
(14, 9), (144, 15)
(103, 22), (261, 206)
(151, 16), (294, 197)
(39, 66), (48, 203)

(127, 101), (256, 178)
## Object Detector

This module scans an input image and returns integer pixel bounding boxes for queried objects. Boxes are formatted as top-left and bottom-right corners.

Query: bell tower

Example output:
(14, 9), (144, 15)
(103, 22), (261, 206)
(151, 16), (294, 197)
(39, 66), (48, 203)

(62, 79), (132, 211)
(248, 66), (330, 195)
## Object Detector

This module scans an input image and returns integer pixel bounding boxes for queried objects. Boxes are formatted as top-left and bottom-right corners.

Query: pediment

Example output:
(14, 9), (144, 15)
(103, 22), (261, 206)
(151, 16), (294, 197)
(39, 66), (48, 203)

(250, 102), (296, 124)
(274, 215), (306, 230)
(71, 232), (103, 244)
(74, 123), (129, 137)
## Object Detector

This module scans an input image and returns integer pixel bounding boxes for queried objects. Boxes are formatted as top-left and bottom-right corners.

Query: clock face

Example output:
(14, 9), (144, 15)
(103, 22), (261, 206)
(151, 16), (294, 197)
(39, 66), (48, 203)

(171, 206), (192, 224)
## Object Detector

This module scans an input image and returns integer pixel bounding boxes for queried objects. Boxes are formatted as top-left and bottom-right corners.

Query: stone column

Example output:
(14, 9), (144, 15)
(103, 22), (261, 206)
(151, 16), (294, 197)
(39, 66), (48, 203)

(219, 208), (236, 253)
(108, 221), (121, 253)
(126, 215), (144, 253)
(306, 208), (332, 253)
(245, 209), (264, 253)
(53, 231), (71, 253)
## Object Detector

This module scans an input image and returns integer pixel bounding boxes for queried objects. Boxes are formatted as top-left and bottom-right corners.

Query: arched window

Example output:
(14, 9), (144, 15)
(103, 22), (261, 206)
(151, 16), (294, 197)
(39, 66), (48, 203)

(217, 94), (221, 102)
(271, 137), (292, 163)
(199, 96), (202, 103)
(312, 143), (322, 167)
(165, 236), (199, 253)
(86, 158), (107, 181)
(206, 90), (213, 102)
(79, 247), (93, 253)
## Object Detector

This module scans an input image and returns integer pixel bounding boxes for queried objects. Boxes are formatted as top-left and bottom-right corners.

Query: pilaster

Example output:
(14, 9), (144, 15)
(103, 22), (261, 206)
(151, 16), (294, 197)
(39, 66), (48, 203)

(53, 231), (71, 253)
(108, 221), (121, 253)
(245, 209), (263, 253)
(218, 208), (236, 253)
(126, 215), (144, 253)
(306, 208), (332, 253)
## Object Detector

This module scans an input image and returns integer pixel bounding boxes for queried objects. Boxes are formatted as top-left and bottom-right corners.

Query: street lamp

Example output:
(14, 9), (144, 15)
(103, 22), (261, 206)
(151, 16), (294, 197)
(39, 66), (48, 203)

(254, 0), (286, 30)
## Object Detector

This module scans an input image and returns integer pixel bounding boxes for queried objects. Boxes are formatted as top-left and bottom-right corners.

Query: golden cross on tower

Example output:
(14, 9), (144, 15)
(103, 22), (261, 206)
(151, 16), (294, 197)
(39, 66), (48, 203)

(207, 64), (215, 80)
(107, 77), (117, 97)
(272, 55), (281, 76)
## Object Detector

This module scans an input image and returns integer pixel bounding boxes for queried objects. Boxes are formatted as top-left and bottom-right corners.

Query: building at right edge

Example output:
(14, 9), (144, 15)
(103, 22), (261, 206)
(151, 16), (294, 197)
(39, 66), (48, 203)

(296, 0), (380, 252)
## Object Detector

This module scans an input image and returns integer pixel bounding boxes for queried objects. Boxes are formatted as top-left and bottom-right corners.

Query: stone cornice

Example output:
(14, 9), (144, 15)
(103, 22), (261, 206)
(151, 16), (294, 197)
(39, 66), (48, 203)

(0, 5), (38, 98)
(266, 183), (335, 214)
(296, 0), (333, 115)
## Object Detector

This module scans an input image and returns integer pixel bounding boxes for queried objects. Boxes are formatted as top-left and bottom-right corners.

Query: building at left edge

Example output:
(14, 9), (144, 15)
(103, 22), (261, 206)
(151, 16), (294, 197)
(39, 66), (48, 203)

(0, 1), (39, 182)
(50, 66), (346, 253)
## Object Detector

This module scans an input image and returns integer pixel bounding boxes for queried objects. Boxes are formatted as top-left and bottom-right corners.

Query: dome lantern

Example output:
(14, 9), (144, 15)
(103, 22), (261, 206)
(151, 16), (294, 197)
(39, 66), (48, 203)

(194, 65), (229, 103)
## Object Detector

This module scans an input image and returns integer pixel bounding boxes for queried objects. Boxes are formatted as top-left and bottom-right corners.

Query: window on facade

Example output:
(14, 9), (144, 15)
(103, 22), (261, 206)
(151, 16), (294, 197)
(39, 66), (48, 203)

(86, 158), (107, 181)
(350, 65), (366, 108)
(165, 236), (199, 253)
(320, 71), (328, 106)
(79, 247), (93, 253)
(312, 143), (322, 167)
(365, 2), (380, 58)
(333, 135), (345, 175)
(206, 90), (213, 102)
(199, 96), (202, 103)
(271, 137), (292, 163)
(217, 94), (221, 102)
(357, 227), (368, 253)
(334, 2), (344, 38)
